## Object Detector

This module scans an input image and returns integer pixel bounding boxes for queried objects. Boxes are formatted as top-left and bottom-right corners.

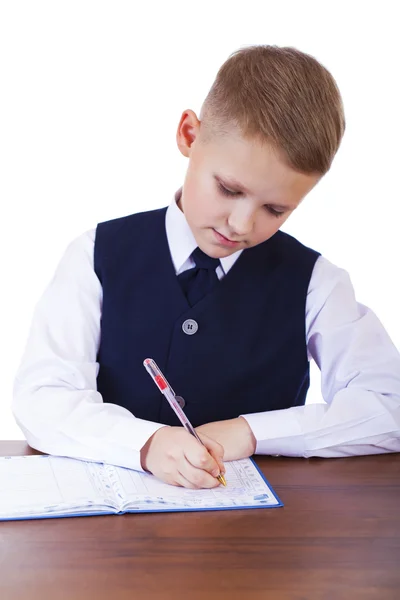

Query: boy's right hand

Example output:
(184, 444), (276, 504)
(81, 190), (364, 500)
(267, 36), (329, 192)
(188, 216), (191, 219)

(140, 426), (225, 489)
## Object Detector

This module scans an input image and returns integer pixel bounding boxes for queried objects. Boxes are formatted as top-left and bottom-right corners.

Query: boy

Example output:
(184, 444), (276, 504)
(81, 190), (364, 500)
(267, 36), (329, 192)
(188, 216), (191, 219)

(12, 45), (400, 490)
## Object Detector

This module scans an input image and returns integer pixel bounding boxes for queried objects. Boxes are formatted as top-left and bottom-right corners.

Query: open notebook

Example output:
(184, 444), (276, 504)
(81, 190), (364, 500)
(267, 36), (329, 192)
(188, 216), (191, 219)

(0, 454), (283, 520)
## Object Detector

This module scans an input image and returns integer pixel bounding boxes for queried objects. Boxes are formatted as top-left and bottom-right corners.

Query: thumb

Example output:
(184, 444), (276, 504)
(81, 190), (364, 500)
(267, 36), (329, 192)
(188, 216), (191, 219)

(197, 432), (225, 476)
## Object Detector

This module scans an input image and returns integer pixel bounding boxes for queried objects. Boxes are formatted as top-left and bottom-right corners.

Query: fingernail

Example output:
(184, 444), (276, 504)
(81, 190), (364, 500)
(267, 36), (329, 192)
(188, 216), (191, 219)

(212, 469), (220, 477)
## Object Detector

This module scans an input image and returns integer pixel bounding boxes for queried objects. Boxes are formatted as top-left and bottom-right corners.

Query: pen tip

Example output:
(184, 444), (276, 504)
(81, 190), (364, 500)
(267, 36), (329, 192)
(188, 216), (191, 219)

(217, 474), (227, 486)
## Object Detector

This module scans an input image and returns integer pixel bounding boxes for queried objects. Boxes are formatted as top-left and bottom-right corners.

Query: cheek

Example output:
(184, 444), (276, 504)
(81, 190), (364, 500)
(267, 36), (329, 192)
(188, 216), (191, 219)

(200, 194), (225, 222)
(253, 217), (281, 243)
(186, 191), (211, 226)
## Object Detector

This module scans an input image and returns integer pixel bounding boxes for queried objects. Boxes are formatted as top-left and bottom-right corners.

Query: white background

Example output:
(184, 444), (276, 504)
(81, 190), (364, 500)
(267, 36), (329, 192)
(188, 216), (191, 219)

(0, 1), (399, 440)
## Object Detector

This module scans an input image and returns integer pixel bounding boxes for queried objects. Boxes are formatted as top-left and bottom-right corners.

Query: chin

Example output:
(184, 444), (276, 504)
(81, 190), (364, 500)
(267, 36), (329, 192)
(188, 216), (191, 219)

(201, 246), (220, 258)
(209, 246), (235, 259)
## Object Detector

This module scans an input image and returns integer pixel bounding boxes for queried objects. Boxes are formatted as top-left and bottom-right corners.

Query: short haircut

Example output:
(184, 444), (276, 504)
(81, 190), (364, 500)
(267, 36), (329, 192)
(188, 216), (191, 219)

(200, 45), (346, 175)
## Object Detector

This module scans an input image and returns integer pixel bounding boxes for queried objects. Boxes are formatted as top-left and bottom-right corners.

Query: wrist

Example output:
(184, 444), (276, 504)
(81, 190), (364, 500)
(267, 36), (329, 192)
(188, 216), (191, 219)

(140, 426), (169, 472)
(196, 417), (256, 461)
(238, 417), (257, 455)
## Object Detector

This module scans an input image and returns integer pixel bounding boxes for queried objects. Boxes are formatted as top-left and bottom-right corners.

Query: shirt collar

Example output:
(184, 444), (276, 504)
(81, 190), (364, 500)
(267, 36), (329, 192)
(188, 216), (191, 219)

(166, 188), (243, 274)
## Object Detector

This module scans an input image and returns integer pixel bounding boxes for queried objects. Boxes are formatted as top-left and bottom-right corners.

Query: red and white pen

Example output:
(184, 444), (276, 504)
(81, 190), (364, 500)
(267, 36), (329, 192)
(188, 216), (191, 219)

(143, 358), (227, 486)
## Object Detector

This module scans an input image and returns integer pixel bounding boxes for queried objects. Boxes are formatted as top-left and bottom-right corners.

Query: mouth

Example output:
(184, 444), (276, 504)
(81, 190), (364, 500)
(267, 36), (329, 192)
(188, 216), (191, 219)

(212, 229), (242, 248)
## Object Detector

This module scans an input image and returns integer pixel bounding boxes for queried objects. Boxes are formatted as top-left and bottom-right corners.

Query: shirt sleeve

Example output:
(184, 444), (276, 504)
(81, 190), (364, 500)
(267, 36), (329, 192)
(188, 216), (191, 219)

(12, 230), (165, 471)
(241, 255), (400, 458)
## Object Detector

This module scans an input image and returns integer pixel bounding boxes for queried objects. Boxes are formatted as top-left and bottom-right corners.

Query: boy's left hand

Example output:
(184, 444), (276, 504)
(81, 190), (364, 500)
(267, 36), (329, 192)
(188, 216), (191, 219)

(196, 417), (256, 462)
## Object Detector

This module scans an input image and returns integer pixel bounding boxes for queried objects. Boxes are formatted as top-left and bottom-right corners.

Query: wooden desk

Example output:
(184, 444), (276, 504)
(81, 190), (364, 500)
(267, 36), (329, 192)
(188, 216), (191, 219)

(0, 441), (399, 600)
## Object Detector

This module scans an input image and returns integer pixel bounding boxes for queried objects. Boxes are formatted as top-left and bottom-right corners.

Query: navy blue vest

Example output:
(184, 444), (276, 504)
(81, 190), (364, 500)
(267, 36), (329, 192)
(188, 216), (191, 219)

(94, 208), (320, 427)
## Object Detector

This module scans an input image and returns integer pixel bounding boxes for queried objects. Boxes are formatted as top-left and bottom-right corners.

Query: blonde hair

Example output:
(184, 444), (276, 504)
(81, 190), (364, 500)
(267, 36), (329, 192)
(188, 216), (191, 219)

(199, 45), (345, 175)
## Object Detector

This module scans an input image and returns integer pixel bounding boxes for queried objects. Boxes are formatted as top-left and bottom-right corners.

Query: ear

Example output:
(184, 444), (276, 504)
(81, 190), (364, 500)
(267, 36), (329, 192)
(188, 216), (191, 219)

(176, 109), (201, 157)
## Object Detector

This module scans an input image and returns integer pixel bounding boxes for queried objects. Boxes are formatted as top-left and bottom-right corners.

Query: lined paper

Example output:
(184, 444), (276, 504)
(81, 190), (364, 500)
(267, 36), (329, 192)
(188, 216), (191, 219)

(110, 458), (280, 510)
(0, 455), (116, 517)
(0, 455), (281, 520)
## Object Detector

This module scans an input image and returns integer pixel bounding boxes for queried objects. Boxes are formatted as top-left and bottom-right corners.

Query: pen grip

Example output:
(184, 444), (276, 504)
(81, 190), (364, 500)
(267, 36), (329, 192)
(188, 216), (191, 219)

(184, 420), (226, 485)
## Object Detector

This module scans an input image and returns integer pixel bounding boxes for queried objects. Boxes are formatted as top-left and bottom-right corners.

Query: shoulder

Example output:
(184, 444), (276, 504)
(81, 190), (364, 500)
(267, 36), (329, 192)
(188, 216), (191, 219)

(275, 230), (321, 259)
(274, 232), (353, 289)
(269, 231), (321, 277)
(58, 228), (97, 269)
(310, 254), (354, 293)
(96, 207), (167, 238)
(93, 208), (168, 277)
(306, 254), (358, 333)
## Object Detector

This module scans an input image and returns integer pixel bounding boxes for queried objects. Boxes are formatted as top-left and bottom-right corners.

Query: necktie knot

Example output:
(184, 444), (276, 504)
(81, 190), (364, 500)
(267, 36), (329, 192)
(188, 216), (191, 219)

(177, 247), (221, 307)
(192, 247), (220, 271)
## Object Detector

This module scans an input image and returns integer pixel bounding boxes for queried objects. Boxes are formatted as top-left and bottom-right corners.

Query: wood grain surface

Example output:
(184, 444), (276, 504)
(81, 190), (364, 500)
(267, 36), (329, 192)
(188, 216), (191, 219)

(0, 441), (399, 600)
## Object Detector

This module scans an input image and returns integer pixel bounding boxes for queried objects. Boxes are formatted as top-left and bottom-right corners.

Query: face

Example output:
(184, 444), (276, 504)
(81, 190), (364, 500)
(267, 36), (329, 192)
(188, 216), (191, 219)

(176, 110), (321, 258)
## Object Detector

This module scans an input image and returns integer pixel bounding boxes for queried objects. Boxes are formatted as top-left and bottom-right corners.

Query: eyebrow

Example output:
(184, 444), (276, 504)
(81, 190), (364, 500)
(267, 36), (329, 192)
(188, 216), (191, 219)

(215, 174), (295, 211)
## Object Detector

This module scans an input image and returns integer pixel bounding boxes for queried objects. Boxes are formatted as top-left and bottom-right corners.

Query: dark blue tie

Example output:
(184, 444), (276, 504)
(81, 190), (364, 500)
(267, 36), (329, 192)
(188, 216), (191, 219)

(178, 247), (221, 307)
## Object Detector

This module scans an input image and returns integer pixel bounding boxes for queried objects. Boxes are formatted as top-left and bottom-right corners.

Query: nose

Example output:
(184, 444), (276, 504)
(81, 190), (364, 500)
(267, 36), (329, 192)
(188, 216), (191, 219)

(227, 205), (255, 237)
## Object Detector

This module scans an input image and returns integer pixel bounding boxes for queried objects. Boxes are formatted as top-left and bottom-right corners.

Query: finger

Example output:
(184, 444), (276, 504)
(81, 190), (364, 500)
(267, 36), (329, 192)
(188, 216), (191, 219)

(153, 468), (200, 489)
(179, 456), (220, 488)
(197, 435), (225, 475)
(175, 471), (201, 490)
(183, 438), (220, 475)
(203, 437), (225, 471)
(207, 448), (226, 476)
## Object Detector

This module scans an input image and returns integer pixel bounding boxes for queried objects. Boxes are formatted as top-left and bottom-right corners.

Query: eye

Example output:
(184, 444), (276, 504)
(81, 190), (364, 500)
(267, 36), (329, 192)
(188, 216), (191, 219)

(217, 182), (241, 197)
(265, 206), (285, 218)
(218, 180), (286, 218)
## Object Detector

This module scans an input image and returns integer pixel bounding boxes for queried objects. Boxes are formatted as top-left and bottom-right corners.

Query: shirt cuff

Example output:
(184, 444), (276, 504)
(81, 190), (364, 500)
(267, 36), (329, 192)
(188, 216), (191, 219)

(109, 418), (167, 471)
(240, 408), (306, 457)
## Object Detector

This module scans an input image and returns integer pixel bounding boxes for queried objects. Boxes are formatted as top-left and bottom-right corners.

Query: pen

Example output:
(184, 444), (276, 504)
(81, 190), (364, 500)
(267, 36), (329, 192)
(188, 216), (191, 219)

(143, 358), (227, 486)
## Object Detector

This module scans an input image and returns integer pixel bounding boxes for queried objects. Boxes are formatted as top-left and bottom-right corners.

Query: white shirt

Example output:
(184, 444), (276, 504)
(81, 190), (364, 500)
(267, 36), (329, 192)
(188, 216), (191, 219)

(12, 191), (400, 471)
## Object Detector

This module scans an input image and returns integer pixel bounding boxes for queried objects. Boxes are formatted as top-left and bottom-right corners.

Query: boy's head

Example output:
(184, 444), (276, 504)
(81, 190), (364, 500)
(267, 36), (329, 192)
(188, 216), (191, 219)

(176, 45), (345, 258)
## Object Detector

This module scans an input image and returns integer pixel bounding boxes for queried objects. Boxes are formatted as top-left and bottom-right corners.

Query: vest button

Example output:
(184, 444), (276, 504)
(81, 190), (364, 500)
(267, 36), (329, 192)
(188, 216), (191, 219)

(182, 319), (198, 335)
(176, 396), (186, 408)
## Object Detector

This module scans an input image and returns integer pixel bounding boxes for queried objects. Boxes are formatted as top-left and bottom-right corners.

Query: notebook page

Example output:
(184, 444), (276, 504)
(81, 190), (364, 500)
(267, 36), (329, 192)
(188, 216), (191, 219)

(0, 455), (118, 518)
(110, 458), (280, 510)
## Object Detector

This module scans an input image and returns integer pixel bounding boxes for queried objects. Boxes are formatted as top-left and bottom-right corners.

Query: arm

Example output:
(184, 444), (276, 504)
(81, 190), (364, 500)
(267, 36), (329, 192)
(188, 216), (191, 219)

(12, 230), (225, 487)
(199, 256), (400, 459)
(12, 230), (165, 471)
(196, 418), (256, 461)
